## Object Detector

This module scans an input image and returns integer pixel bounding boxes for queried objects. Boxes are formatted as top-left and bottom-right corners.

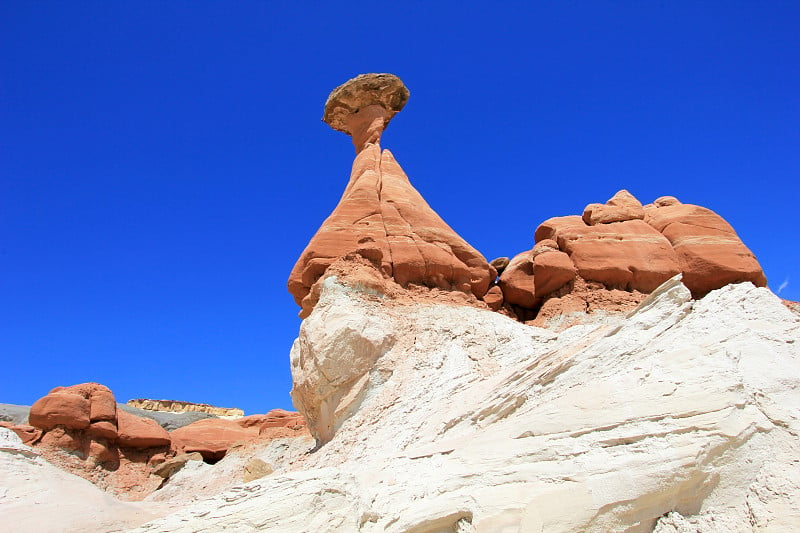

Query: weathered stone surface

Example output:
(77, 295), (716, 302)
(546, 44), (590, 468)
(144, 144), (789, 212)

(116, 409), (171, 449)
(531, 238), (559, 257)
(498, 251), (536, 308)
(252, 409), (306, 430)
(291, 278), (397, 445)
(132, 278), (800, 532)
(644, 201), (766, 295)
(533, 250), (576, 297)
(536, 215), (681, 292)
(288, 144), (495, 318)
(289, 74), (495, 318)
(90, 389), (117, 422)
(323, 73), (409, 153)
(482, 285), (504, 311)
(126, 399), (244, 418)
(88, 420), (118, 440)
(243, 458), (273, 482)
(582, 189), (645, 225)
(0, 403), (30, 426)
(152, 452), (203, 478)
(170, 418), (255, 462)
(489, 257), (510, 275)
(29, 391), (91, 430)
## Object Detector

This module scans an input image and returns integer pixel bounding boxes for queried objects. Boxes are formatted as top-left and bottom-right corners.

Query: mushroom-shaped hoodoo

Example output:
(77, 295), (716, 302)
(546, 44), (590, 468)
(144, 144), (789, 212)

(323, 73), (410, 153)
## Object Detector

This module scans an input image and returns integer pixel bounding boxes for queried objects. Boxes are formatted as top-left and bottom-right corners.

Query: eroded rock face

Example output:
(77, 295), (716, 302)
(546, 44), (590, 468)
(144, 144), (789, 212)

(170, 411), (309, 463)
(136, 278), (800, 532)
(643, 199), (767, 295)
(323, 73), (409, 154)
(23, 382), (308, 500)
(582, 189), (645, 225)
(291, 277), (397, 445)
(536, 214), (681, 292)
(26, 383), (172, 500)
(170, 419), (254, 462)
(498, 251), (536, 308)
(288, 74), (495, 318)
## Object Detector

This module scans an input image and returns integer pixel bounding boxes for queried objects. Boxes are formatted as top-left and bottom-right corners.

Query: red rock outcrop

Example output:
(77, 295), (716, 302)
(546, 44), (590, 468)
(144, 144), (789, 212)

(23, 382), (310, 500)
(582, 189), (645, 225)
(171, 418), (254, 462)
(288, 74), (495, 318)
(27, 383), (171, 500)
(643, 198), (767, 295)
(532, 245), (576, 297)
(116, 409), (171, 448)
(498, 190), (766, 324)
(171, 409), (308, 462)
(536, 215), (682, 292)
(498, 251), (536, 308)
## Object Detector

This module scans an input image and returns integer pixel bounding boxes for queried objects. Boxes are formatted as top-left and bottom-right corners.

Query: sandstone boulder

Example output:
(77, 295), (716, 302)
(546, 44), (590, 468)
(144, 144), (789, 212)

(254, 409), (306, 430)
(29, 391), (90, 430)
(152, 452), (203, 479)
(533, 250), (576, 297)
(498, 251), (536, 308)
(323, 73), (409, 154)
(582, 189), (645, 225)
(535, 215), (681, 292)
(644, 201), (766, 295)
(489, 257), (510, 275)
(482, 285), (504, 311)
(288, 74), (495, 318)
(116, 409), (171, 449)
(243, 457), (273, 482)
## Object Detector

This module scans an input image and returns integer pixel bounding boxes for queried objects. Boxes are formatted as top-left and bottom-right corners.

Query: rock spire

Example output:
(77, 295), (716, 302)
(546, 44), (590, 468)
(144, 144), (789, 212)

(288, 74), (495, 318)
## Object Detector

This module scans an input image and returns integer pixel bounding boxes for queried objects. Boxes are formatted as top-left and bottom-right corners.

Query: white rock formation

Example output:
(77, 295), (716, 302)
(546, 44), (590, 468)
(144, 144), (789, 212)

(130, 276), (800, 532)
(0, 428), (167, 532)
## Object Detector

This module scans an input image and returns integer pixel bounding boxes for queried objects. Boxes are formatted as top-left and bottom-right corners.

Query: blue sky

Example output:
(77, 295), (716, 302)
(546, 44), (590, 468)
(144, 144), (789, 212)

(2, 2), (798, 414)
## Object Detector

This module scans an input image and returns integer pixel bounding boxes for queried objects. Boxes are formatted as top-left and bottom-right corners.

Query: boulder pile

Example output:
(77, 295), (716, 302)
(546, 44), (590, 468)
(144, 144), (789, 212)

(494, 189), (766, 324)
(1, 383), (307, 500)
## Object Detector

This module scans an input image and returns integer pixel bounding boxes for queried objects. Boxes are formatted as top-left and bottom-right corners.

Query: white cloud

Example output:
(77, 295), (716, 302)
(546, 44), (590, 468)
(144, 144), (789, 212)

(777, 278), (789, 295)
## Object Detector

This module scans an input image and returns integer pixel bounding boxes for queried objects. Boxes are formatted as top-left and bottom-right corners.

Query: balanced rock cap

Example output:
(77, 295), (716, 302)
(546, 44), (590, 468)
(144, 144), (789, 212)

(323, 73), (409, 152)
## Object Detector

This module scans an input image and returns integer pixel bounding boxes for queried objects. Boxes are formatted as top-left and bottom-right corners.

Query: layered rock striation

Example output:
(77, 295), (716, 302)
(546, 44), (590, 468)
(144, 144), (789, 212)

(288, 74), (496, 318)
(127, 398), (244, 418)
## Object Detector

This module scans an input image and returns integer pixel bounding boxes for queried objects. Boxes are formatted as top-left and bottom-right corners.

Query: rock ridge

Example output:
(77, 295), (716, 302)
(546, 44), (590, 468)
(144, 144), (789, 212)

(127, 399), (244, 418)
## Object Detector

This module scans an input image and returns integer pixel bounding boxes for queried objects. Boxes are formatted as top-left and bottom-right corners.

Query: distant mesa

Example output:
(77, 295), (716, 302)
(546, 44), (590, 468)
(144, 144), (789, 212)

(288, 73), (496, 318)
(127, 398), (244, 418)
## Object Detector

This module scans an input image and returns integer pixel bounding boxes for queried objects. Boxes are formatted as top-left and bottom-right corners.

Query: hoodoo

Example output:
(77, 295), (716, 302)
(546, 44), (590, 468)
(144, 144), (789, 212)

(288, 73), (496, 318)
